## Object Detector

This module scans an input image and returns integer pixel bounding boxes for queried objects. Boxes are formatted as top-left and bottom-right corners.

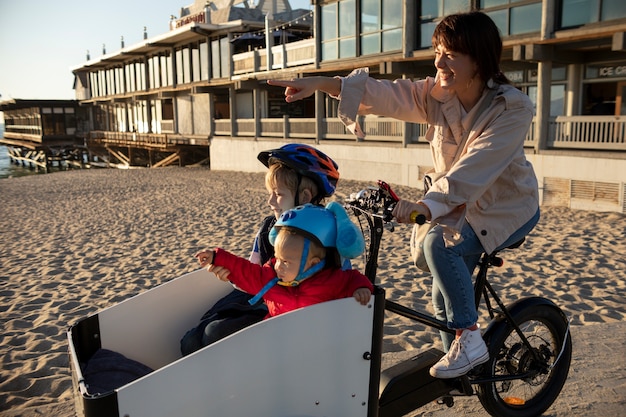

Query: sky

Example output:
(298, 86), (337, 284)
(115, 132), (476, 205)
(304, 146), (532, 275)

(0, 0), (311, 102)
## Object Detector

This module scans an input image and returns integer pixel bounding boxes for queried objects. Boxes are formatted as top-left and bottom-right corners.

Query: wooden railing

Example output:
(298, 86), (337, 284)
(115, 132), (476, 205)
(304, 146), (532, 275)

(89, 115), (626, 153)
(88, 131), (209, 147)
(549, 116), (626, 150)
(232, 39), (315, 74)
(213, 116), (451, 145)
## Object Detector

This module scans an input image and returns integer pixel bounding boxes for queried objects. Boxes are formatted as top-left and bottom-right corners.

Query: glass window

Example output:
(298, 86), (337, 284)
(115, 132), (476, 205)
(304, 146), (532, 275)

(550, 85), (565, 116)
(322, 1), (357, 60)
(339, 38), (356, 57)
(553, 67), (567, 81)
(486, 10), (509, 36)
(421, 1), (441, 19)
(322, 4), (337, 41)
(419, 1), (471, 49)
(339, 0), (355, 37)
(361, 0), (379, 34)
(444, 0), (471, 15)
(339, 0), (356, 58)
(383, 0), (402, 28)
(322, 41), (338, 61)
(419, 21), (437, 49)
(561, 0), (600, 27)
(360, 0), (402, 55)
(482, 0), (508, 7)
(321, 3), (338, 60)
(601, 0), (626, 20)
(383, 28), (402, 52)
(528, 85), (565, 116)
(361, 33), (380, 55)
(482, 1), (541, 36)
(510, 3), (541, 35)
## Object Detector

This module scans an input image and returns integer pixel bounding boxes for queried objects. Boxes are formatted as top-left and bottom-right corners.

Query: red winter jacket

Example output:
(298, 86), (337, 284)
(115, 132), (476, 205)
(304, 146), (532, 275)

(213, 248), (374, 318)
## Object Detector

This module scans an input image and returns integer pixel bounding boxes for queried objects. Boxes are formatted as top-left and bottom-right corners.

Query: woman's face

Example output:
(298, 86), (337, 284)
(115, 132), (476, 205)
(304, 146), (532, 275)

(434, 45), (479, 93)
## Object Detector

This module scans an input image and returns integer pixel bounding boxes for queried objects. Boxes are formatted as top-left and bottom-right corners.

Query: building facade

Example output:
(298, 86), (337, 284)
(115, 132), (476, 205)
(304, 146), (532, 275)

(70, 0), (626, 211)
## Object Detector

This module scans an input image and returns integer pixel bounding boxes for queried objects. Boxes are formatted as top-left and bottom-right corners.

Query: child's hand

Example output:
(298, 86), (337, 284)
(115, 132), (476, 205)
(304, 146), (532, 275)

(194, 249), (214, 267)
(353, 288), (372, 305)
(208, 265), (231, 282)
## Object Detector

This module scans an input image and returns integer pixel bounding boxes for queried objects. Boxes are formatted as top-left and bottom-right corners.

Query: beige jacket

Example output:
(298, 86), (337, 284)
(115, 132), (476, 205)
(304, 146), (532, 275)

(337, 68), (539, 254)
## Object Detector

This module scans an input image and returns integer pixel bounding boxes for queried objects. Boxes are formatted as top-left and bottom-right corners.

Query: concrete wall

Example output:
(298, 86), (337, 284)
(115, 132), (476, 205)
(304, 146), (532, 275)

(209, 137), (626, 212)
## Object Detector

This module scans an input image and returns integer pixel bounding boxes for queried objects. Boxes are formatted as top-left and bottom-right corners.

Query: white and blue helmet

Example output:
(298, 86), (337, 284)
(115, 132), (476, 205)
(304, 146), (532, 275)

(248, 202), (365, 303)
(269, 202), (364, 259)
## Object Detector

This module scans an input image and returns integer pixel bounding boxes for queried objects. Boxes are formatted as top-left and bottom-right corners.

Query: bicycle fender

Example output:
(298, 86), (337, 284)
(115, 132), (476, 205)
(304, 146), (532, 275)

(482, 296), (568, 346)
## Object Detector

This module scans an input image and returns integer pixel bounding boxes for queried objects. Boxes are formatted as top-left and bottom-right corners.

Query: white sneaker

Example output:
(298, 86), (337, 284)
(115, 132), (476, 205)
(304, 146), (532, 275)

(430, 327), (489, 379)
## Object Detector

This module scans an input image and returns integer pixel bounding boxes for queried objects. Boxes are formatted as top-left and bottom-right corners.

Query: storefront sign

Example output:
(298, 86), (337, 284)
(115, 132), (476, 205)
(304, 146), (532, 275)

(175, 11), (206, 28)
(504, 70), (524, 83)
(586, 63), (626, 79)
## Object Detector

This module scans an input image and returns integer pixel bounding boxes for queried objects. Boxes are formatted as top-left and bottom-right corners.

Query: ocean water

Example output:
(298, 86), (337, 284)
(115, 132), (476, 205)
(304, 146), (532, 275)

(0, 145), (47, 179)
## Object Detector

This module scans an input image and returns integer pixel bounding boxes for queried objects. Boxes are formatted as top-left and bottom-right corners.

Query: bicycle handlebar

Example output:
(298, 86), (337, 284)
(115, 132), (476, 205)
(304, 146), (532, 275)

(345, 180), (426, 225)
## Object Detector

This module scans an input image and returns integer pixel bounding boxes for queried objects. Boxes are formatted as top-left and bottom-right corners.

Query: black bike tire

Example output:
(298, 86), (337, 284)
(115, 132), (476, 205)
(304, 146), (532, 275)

(477, 304), (572, 417)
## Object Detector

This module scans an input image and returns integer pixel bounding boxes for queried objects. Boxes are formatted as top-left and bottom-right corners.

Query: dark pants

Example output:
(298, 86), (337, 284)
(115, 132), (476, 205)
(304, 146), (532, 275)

(180, 289), (267, 356)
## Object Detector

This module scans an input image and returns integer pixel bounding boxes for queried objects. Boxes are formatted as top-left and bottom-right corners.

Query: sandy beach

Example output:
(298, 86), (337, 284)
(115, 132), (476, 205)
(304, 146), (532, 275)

(1, 167), (625, 416)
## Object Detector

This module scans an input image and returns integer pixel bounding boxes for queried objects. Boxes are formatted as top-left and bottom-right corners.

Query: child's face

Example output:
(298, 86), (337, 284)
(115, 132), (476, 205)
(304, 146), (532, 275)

(267, 183), (296, 219)
(273, 232), (317, 283)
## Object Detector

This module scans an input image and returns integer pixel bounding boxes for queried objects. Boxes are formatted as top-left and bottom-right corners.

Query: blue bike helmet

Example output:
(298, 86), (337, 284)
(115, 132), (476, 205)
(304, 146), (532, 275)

(269, 202), (365, 259)
(257, 143), (340, 199)
(270, 204), (337, 248)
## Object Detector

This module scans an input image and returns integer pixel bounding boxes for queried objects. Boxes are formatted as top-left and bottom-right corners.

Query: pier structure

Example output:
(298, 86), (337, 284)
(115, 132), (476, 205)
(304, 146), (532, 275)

(0, 99), (90, 171)
(0, 98), (209, 170)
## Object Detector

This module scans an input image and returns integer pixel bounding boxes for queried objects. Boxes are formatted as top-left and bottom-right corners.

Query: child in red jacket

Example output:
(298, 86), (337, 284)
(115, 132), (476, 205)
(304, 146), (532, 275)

(195, 202), (373, 318)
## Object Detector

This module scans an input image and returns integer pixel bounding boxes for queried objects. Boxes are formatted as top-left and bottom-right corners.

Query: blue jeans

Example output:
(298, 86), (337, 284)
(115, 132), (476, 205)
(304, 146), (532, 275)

(424, 209), (540, 351)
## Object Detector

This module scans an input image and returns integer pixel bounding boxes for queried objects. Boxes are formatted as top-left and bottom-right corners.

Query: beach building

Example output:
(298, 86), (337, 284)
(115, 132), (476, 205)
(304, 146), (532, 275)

(69, 0), (626, 212)
(0, 99), (89, 171)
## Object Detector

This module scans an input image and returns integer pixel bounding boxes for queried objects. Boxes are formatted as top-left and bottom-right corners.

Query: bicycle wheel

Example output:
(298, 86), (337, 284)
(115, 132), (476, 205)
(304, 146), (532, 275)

(477, 302), (572, 417)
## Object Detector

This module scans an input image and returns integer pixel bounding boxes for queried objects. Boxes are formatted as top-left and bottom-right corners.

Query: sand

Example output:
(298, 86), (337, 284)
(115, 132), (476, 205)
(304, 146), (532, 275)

(1, 167), (625, 416)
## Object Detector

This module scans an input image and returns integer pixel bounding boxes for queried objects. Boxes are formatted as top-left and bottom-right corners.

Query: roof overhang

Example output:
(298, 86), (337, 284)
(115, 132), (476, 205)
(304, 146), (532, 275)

(0, 99), (79, 111)
(71, 21), (250, 72)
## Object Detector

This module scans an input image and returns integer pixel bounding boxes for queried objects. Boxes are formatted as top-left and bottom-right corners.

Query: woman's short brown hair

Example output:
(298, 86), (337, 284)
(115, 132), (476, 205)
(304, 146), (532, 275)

(432, 11), (508, 85)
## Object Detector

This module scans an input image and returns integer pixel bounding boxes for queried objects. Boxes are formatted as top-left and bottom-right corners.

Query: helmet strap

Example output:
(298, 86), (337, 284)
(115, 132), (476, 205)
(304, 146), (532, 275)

(279, 239), (326, 286)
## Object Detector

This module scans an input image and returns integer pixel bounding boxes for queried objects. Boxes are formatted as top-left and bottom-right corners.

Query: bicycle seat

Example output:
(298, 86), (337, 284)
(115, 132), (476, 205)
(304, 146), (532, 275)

(506, 237), (525, 250)
(489, 238), (525, 259)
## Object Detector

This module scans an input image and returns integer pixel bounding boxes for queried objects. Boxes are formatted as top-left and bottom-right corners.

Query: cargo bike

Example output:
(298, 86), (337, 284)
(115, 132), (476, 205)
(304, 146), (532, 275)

(68, 181), (572, 417)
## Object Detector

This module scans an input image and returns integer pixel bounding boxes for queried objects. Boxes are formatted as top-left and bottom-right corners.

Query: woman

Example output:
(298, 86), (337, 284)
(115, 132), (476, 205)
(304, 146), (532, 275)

(268, 11), (540, 379)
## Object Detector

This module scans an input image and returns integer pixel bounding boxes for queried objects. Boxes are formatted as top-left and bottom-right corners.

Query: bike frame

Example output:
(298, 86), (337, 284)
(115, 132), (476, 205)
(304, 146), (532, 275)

(353, 205), (548, 385)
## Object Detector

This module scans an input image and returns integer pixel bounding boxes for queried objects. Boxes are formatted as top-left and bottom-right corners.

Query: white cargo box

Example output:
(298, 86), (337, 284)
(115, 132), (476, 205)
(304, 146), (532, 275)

(68, 268), (383, 417)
